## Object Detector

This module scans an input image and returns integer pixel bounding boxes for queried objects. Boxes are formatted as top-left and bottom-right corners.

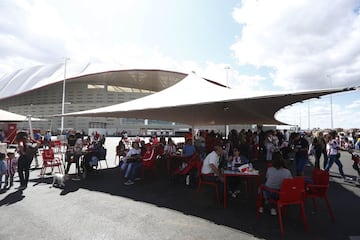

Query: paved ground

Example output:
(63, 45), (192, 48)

(1, 137), (360, 240)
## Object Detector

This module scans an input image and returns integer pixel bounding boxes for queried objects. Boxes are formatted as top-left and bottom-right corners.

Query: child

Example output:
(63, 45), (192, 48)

(229, 148), (249, 170)
(5, 152), (17, 189)
(0, 152), (8, 190)
(227, 148), (249, 198)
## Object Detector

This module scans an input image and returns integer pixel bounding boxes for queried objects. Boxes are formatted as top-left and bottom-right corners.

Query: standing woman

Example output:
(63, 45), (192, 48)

(17, 135), (32, 189)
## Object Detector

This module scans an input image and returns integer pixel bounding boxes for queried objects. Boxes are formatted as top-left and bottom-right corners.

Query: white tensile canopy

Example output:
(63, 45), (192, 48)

(0, 109), (45, 141)
(0, 109), (42, 122)
(63, 73), (358, 127)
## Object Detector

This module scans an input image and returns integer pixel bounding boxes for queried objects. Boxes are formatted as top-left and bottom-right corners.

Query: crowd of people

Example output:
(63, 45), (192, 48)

(0, 129), (107, 191)
(0, 127), (359, 198)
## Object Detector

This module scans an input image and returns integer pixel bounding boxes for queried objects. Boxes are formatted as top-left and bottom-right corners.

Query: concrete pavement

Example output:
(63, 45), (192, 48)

(1, 137), (360, 240)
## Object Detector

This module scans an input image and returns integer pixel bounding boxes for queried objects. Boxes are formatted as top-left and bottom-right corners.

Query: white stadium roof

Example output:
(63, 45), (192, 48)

(0, 62), (187, 100)
(1, 63), (358, 126)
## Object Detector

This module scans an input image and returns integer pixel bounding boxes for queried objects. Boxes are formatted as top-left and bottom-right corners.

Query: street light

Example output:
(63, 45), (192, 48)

(327, 75), (333, 129)
(224, 66), (231, 138)
(61, 57), (70, 134)
(224, 66), (231, 88)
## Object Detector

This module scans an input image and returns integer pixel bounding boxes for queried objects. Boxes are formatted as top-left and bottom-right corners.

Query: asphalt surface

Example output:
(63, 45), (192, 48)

(1, 137), (360, 240)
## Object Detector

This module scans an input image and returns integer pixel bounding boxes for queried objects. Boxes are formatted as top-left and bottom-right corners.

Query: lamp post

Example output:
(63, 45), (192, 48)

(327, 75), (333, 129)
(61, 57), (70, 134)
(224, 66), (231, 138)
(224, 66), (230, 88)
(307, 102), (310, 130)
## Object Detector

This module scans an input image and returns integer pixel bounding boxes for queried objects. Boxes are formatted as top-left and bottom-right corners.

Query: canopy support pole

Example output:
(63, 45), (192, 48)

(27, 115), (34, 140)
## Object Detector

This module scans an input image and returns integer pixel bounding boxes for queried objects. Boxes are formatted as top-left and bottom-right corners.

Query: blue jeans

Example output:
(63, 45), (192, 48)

(125, 161), (142, 180)
(295, 155), (307, 175)
(325, 155), (344, 177)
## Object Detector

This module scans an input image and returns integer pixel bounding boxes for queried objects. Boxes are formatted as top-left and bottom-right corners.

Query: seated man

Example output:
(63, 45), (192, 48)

(201, 145), (224, 196)
(182, 138), (196, 157)
(178, 138), (196, 171)
(82, 140), (102, 172)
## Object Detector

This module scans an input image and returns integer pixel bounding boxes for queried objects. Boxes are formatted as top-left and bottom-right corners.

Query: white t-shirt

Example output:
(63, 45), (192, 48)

(327, 139), (338, 156)
(201, 150), (220, 174)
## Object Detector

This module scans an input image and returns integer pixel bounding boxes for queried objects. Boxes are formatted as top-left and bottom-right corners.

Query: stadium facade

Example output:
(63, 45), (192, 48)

(0, 63), (198, 136)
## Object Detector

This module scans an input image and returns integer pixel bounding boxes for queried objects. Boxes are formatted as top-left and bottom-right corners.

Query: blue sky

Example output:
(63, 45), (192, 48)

(0, 0), (360, 129)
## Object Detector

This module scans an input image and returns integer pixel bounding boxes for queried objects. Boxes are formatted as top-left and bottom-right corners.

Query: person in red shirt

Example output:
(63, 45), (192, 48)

(142, 143), (156, 168)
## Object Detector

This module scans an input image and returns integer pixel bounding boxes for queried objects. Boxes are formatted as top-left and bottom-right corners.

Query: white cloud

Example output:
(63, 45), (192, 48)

(346, 99), (360, 109)
(0, 0), (359, 129)
(231, 0), (360, 90)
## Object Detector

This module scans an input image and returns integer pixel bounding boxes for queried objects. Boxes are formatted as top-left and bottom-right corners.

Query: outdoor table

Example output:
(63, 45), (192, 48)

(223, 169), (261, 208)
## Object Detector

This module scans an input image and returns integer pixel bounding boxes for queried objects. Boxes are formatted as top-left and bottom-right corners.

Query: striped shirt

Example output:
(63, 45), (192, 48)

(6, 157), (17, 175)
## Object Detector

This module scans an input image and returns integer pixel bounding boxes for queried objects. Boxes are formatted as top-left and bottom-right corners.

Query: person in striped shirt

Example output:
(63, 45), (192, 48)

(5, 152), (17, 189)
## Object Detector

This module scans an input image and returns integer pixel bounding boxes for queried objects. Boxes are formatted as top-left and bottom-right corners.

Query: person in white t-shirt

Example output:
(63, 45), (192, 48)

(201, 145), (223, 177)
(201, 145), (224, 197)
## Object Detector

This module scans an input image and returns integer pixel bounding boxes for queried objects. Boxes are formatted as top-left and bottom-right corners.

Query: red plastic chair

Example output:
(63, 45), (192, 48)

(141, 148), (158, 179)
(305, 169), (335, 222)
(53, 140), (62, 153)
(40, 148), (63, 178)
(172, 153), (199, 176)
(195, 161), (221, 206)
(256, 177), (309, 235)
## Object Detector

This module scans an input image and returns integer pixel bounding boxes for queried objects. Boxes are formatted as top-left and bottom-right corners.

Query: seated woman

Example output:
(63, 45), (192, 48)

(164, 138), (176, 156)
(164, 138), (177, 173)
(258, 151), (292, 216)
(123, 143), (156, 185)
(115, 138), (127, 161)
(121, 142), (142, 185)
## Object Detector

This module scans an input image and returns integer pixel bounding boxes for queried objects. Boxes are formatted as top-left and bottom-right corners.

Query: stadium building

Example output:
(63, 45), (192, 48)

(0, 62), (200, 136)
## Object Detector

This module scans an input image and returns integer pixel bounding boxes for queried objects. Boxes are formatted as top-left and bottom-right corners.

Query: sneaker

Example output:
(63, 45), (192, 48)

(344, 176), (353, 181)
(124, 180), (134, 185)
(134, 177), (142, 181)
(270, 208), (277, 216)
(258, 207), (264, 213)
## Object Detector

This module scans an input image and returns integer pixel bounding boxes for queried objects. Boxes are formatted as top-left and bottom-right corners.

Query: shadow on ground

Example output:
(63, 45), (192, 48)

(29, 159), (360, 240)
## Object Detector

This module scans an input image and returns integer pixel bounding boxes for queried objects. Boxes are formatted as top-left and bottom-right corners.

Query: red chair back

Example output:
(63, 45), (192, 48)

(42, 148), (55, 160)
(279, 177), (305, 203)
(305, 168), (334, 222)
(312, 168), (329, 185)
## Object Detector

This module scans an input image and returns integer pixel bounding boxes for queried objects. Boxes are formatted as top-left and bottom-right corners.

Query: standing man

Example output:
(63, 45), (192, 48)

(293, 132), (309, 176)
